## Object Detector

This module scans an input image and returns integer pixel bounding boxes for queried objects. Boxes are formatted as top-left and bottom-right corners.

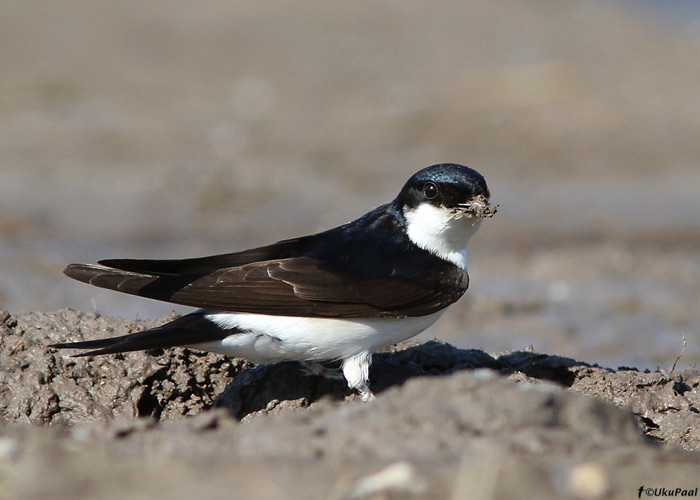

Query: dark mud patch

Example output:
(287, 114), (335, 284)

(2, 309), (699, 447)
(0, 309), (250, 424)
(1, 309), (700, 499)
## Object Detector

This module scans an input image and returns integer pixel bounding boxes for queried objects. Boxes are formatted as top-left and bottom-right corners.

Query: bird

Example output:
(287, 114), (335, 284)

(51, 163), (496, 401)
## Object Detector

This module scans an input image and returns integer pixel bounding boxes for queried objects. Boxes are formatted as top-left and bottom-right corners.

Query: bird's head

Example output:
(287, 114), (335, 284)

(396, 163), (497, 268)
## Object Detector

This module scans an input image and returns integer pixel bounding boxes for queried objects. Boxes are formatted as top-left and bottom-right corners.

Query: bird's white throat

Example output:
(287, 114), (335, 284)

(403, 203), (483, 269)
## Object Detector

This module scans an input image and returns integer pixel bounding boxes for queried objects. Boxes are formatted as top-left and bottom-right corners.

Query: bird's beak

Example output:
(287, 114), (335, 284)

(454, 195), (498, 218)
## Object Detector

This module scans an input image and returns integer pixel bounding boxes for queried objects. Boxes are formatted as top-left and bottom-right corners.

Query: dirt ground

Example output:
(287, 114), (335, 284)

(1, 309), (699, 500)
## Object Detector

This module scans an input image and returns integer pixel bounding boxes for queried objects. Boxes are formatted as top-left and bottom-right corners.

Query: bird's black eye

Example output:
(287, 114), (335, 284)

(422, 182), (439, 200)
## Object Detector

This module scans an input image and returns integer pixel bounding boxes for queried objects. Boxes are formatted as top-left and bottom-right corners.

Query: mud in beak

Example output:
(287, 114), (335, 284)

(453, 195), (499, 218)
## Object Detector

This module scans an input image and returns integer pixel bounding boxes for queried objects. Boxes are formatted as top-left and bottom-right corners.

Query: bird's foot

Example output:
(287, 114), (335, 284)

(300, 361), (346, 381)
(358, 383), (376, 402)
(341, 352), (375, 402)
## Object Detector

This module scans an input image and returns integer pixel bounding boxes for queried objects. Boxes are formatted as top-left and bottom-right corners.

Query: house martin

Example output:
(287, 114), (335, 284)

(52, 163), (496, 400)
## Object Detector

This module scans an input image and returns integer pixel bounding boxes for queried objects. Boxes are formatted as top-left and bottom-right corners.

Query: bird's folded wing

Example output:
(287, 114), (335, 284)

(64, 256), (462, 318)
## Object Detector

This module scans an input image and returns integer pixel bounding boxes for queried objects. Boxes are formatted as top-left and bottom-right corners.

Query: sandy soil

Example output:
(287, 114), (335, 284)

(1, 309), (699, 500)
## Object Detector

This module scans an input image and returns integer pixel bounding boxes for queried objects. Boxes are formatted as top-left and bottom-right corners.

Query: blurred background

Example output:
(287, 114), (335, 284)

(1, 0), (699, 370)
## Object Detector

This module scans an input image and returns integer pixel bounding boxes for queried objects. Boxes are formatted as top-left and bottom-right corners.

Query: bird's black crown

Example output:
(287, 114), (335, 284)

(397, 163), (490, 210)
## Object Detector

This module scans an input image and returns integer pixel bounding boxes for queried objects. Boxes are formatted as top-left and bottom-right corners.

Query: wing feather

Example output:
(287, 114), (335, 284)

(64, 255), (467, 319)
(98, 238), (303, 276)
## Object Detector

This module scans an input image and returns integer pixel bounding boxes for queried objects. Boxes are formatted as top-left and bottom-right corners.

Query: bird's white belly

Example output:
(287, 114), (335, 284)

(190, 310), (445, 362)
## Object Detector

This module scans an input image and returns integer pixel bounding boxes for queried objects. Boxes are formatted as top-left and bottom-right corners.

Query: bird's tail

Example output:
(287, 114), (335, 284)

(49, 313), (231, 357)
